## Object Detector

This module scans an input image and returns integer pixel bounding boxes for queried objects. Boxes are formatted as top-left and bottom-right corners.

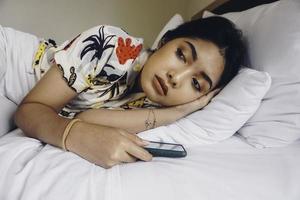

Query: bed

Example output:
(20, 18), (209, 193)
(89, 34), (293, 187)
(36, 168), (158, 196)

(1, 0), (300, 199)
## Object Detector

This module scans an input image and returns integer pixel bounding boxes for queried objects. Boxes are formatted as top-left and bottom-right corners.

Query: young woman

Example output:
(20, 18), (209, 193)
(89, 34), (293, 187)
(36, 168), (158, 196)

(1, 16), (245, 168)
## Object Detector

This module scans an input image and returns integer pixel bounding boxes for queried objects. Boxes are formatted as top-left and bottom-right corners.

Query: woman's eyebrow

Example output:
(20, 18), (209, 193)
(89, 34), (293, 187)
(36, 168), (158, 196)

(201, 71), (213, 90)
(184, 40), (213, 89)
(184, 41), (198, 61)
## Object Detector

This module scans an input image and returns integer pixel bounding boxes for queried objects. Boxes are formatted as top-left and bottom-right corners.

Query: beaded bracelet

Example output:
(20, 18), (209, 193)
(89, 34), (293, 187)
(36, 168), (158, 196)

(145, 109), (157, 130)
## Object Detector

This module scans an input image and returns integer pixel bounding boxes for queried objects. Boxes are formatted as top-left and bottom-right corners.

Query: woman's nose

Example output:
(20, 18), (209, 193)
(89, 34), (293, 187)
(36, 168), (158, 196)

(167, 68), (192, 88)
(167, 71), (177, 87)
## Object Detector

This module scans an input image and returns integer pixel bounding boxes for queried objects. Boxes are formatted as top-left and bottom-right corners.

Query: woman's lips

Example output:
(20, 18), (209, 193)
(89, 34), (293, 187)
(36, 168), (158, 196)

(153, 75), (168, 96)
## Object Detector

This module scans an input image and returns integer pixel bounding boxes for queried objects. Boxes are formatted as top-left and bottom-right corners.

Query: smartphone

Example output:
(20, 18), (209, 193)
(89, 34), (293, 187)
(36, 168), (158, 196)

(144, 141), (187, 158)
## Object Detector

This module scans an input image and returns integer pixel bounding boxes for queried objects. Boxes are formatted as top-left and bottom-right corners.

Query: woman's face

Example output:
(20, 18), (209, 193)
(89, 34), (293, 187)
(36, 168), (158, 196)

(140, 37), (225, 106)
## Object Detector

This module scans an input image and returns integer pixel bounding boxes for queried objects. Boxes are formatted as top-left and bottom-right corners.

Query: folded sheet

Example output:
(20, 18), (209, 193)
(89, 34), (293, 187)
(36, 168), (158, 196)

(0, 129), (299, 200)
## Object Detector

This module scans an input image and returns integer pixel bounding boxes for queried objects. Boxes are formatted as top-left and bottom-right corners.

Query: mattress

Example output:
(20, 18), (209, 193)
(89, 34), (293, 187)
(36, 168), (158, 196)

(0, 128), (299, 200)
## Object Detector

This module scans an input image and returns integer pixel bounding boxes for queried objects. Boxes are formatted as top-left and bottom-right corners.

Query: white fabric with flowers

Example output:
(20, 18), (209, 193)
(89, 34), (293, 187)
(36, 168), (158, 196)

(33, 25), (159, 118)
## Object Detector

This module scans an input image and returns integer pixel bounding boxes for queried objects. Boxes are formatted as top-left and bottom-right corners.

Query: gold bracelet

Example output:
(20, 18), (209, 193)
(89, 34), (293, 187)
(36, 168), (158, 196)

(62, 119), (82, 151)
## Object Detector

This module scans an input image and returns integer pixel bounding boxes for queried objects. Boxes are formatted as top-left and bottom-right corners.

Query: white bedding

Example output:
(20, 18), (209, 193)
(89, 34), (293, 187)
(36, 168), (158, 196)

(1, 128), (299, 200)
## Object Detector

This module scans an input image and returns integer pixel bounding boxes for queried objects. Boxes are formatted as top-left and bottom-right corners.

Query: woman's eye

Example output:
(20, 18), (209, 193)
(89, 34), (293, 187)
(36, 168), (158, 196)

(176, 48), (186, 63)
(192, 78), (201, 92)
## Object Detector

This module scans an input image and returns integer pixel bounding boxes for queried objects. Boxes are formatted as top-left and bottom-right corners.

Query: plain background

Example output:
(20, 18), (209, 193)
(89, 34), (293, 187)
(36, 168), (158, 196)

(0, 0), (214, 46)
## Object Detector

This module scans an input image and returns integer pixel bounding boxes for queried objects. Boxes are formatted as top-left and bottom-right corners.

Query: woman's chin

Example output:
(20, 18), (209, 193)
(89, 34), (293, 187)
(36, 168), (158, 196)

(146, 94), (160, 104)
(143, 87), (178, 107)
(147, 95), (173, 107)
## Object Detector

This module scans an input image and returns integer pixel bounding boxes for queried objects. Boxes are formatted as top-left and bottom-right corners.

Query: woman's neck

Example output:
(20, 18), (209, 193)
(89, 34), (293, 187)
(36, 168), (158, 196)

(130, 49), (152, 94)
(130, 72), (142, 93)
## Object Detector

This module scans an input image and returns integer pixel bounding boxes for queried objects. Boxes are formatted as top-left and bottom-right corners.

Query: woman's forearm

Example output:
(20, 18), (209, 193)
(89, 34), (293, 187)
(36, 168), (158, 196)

(14, 102), (71, 148)
(75, 107), (186, 134)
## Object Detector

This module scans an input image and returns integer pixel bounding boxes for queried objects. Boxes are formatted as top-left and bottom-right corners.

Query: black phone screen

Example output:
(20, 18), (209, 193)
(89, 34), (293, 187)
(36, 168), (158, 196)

(144, 141), (187, 158)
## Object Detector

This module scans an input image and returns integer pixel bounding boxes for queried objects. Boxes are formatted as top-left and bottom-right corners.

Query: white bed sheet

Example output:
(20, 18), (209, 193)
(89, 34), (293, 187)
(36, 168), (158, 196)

(0, 128), (299, 200)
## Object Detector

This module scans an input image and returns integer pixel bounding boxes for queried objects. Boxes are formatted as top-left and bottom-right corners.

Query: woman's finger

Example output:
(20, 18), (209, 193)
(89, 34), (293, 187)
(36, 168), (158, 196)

(204, 88), (221, 101)
(193, 88), (220, 108)
(119, 130), (149, 146)
(206, 88), (221, 97)
(125, 140), (153, 162)
(120, 152), (138, 163)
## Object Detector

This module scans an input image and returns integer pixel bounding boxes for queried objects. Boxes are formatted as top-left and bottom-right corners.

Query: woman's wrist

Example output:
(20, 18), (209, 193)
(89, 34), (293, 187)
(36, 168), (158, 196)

(154, 106), (189, 127)
(172, 104), (194, 117)
(62, 119), (82, 151)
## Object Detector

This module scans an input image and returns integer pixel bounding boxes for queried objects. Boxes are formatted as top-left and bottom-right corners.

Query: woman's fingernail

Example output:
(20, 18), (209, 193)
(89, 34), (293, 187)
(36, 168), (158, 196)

(142, 140), (150, 145)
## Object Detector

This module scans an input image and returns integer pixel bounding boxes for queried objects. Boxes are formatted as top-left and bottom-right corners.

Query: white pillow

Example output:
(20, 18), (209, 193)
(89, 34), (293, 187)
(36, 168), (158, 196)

(204, 0), (300, 148)
(151, 14), (184, 50)
(139, 68), (271, 147)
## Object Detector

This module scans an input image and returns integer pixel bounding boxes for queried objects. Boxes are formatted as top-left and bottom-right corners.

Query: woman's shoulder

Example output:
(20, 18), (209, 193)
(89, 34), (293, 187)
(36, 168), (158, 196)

(82, 25), (141, 40)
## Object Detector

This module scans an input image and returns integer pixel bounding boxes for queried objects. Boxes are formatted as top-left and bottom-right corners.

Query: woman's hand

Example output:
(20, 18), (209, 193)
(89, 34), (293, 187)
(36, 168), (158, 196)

(66, 121), (153, 169)
(174, 88), (221, 116)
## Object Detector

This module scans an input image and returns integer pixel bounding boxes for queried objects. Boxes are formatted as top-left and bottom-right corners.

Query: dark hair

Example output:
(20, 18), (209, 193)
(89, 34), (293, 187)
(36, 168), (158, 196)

(160, 16), (246, 88)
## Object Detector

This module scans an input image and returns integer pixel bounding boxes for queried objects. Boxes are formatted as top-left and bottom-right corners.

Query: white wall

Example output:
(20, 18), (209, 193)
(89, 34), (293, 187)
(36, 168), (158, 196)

(187, 0), (214, 19)
(0, 0), (212, 46)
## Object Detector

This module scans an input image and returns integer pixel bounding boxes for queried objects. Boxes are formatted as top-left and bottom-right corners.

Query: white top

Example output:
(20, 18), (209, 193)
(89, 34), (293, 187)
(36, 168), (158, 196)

(33, 25), (159, 118)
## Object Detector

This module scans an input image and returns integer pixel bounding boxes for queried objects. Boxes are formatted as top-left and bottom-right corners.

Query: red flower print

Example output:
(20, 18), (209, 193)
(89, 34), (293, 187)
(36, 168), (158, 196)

(116, 37), (142, 64)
